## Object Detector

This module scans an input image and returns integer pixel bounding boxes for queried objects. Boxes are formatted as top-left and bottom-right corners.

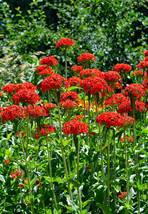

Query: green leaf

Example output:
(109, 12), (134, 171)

(44, 176), (52, 183)
(66, 197), (79, 211)
(0, 175), (5, 183)
(54, 177), (64, 184)
(97, 203), (112, 214)
(46, 209), (52, 214)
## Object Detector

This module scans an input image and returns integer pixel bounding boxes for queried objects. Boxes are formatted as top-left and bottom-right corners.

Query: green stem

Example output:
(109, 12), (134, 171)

(46, 137), (57, 208)
(55, 91), (73, 200)
(20, 136), (34, 214)
(107, 129), (110, 207)
(65, 48), (67, 80)
(74, 135), (82, 213)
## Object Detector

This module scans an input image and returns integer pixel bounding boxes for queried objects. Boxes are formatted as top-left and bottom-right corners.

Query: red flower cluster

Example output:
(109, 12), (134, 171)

(4, 159), (10, 163)
(103, 71), (122, 84)
(78, 53), (96, 63)
(60, 91), (79, 102)
(15, 131), (26, 137)
(39, 68), (54, 77)
(1, 105), (24, 123)
(11, 170), (24, 179)
(144, 50), (148, 57)
(56, 38), (75, 48)
(133, 70), (144, 78)
(41, 74), (69, 93)
(96, 112), (125, 128)
(122, 115), (136, 125)
(12, 89), (40, 105)
(79, 69), (103, 79)
(40, 56), (58, 66)
(118, 101), (132, 114)
(63, 119), (89, 135)
(0, 92), (3, 97)
(71, 65), (83, 72)
(68, 77), (81, 87)
(114, 82), (122, 89)
(80, 76), (108, 95)
(145, 57), (148, 61)
(113, 63), (132, 73)
(122, 83), (145, 100)
(35, 124), (57, 138)
(142, 78), (148, 90)
(24, 105), (48, 118)
(118, 192), (127, 198)
(15, 82), (37, 92)
(73, 115), (84, 121)
(2, 84), (16, 94)
(104, 93), (128, 106)
(135, 101), (146, 112)
(61, 99), (78, 110)
(137, 61), (148, 70)
(43, 103), (57, 110)
(120, 136), (134, 142)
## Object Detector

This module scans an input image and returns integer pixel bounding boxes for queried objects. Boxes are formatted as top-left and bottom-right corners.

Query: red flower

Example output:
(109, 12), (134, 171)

(0, 92), (3, 97)
(10, 170), (24, 179)
(36, 65), (46, 73)
(15, 82), (37, 92)
(78, 53), (96, 64)
(73, 115), (84, 121)
(1, 105), (24, 123)
(122, 83), (145, 100)
(118, 192), (127, 198)
(40, 56), (58, 66)
(12, 89), (40, 105)
(68, 77), (81, 87)
(103, 71), (122, 84)
(60, 91), (79, 102)
(61, 99), (78, 109)
(19, 184), (24, 187)
(24, 179), (28, 185)
(137, 61), (148, 70)
(24, 105), (49, 118)
(142, 78), (148, 90)
(41, 74), (69, 93)
(120, 136), (134, 142)
(133, 70), (146, 78)
(36, 124), (57, 137)
(43, 103), (57, 109)
(71, 65), (83, 72)
(4, 159), (10, 163)
(113, 82), (122, 90)
(144, 50), (148, 57)
(63, 120), (89, 135)
(2, 84), (16, 94)
(86, 166), (91, 170)
(122, 115), (136, 125)
(80, 76), (108, 95)
(56, 38), (75, 48)
(15, 131), (26, 137)
(118, 101), (132, 115)
(144, 57), (148, 62)
(38, 68), (54, 77)
(104, 93), (128, 106)
(96, 112), (125, 128)
(79, 69), (103, 79)
(113, 63), (132, 73)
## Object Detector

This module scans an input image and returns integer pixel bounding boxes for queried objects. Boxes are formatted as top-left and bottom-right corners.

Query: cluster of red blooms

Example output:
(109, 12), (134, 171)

(68, 77), (81, 87)
(120, 136), (134, 142)
(123, 115), (136, 126)
(80, 76), (108, 95)
(24, 105), (49, 118)
(104, 93), (127, 106)
(112, 82), (122, 90)
(122, 83), (146, 100)
(4, 159), (10, 163)
(43, 103), (57, 110)
(145, 57), (148, 61)
(0, 92), (2, 97)
(103, 71), (122, 84)
(10, 170), (24, 179)
(71, 65), (83, 72)
(40, 56), (58, 66)
(60, 91), (79, 102)
(73, 115), (84, 121)
(133, 70), (145, 78)
(41, 74), (69, 93)
(35, 124), (57, 139)
(145, 50), (148, 57)
(137, 61), (148, 71)
(118, 100), (146, 114)
(2, 83), (16, 94)
(15, 82), (37, 92)
(78, 53), (96, 64)
(142, 78), (148, 90)
(15, 131), (26, 137)
(113, 63), (132, 73)
(79, 69), (103, 79)
(12, 89), (40, 105)
(63, 117), (89, 135)
(96, 112), (125, 128)
(61, 99), (78, 110)
(118, 192), (127, 198)
(37, 68), (54, 76)
(56, 38), (75, 48)
(1, 105), (24, 123)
